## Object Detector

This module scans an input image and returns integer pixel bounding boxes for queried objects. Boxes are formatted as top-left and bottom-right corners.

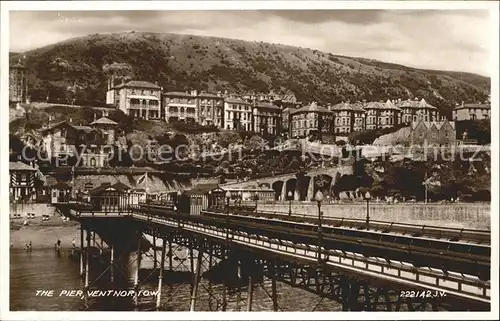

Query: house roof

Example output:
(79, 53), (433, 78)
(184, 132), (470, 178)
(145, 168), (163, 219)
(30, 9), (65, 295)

(90, 182), (131, 196)
(198, 92), (223, 99)
(291, 102), (332, 115)
(90, 117), (118, 126)
(363, 100), (401, 111)
(411, 119), (455, 130)
(255, 102), (280, 110)
(225, 97), (251, 104)
(113, 80), (161, 90)
(330, 102), (366, 112)
(164, 91), (194, 98)
(9, 162), (36, 171)
(398, 98), (438, 110)
(454, 103), (491, 110)
(72, 125), (94, 133)
(41, 121), (95, 134)
(11, 62), (26, 69)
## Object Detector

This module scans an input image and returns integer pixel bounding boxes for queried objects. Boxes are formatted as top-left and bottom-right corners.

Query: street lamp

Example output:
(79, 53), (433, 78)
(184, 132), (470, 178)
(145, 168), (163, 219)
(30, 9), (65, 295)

(315, 190), (324, 264)
(287, 191), (293, 216)
(364, 191), (371, 229)
(208, 190), (212, 208)
(238, 191), (243, 209)
(254, 193), (259, 212)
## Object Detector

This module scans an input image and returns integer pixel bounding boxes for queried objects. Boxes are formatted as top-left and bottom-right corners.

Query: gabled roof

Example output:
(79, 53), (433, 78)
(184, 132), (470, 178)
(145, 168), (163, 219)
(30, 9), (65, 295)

(330, 102), (365, 112)
(397, 98), (438, 110)
(363, 100), (401, 111)
(10, 62), (26, 69)
(113, 80), (161, 90)
(9, 162), (36, 171)
(72, 125), (94, 133)
(291, 102), (332, 115)
(411, 119), (455, 130)
(90, 182), (131, 196)
(41, 121), (95, 134)
(90, 117), (118, 126)
(225, 97), (251, 104)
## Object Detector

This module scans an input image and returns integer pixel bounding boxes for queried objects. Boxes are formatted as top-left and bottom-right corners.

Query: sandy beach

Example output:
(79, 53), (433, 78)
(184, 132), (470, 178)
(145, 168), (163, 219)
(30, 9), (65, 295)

(10, 216), (80, 249)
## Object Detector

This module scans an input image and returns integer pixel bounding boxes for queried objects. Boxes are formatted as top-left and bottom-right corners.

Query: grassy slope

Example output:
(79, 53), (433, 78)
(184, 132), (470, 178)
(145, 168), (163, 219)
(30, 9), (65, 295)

(10, 32), (490, 118)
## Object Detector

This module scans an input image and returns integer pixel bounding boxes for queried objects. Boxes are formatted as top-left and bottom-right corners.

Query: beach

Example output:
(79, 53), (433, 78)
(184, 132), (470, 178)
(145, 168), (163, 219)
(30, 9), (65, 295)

(10, 216), (80, 249)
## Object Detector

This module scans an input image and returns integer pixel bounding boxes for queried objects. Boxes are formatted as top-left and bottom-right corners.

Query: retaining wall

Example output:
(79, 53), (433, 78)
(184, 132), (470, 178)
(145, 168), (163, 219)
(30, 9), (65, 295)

(256, 202), (490, 230)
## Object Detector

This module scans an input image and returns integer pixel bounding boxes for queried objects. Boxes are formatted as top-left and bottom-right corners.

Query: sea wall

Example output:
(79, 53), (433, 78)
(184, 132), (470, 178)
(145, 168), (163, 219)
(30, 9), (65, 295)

(256, 202), (491, 230)
(10, 203), (56, 217)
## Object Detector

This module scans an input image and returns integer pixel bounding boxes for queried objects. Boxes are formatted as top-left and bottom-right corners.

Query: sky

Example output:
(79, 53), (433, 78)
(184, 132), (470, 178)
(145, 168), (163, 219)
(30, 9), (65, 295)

(9, 9), (493, 76)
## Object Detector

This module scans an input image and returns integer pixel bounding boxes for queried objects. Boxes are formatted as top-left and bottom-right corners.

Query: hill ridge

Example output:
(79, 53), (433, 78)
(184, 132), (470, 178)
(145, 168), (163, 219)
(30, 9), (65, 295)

(10, 31), (490, 117)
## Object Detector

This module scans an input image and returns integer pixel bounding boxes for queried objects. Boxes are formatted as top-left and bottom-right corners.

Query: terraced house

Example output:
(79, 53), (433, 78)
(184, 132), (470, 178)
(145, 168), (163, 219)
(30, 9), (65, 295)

(452, 102), (491, 121)
(106, 79), (162, 120)
(364, 100), (402, 130)
(197, 92), (225, 127)
(398, 98), (441, 124)
(252, 102), (282, 136)
(289, 102), (335, 140)
(329, 101), (366, 134)
(224, 97), (253, 131)
(163, 91), (198, 123)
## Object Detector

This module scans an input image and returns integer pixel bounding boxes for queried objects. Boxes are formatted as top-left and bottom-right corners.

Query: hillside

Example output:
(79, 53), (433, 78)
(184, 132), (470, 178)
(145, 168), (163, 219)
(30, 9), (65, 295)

(10, 32), (490, 117)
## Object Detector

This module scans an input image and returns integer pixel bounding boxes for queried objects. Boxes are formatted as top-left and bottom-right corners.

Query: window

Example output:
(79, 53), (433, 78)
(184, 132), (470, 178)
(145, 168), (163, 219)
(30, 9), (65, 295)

(141, 90), (145, 95)
(151, 90), (154, 95)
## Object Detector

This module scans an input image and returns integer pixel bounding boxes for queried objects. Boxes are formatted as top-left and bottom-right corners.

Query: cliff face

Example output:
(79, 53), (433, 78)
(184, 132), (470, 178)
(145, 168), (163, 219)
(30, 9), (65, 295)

(10, 32), (489, 117)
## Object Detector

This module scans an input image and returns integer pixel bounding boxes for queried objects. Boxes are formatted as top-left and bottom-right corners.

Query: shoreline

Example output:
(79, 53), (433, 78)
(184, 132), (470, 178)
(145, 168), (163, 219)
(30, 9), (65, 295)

(10, 216), (80, 249)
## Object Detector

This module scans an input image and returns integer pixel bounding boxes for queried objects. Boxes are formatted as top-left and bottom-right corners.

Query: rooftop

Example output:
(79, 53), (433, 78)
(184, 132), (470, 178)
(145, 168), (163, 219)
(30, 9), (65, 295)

(90, 117), (119, 126)
(291, 102), (332, 115)
(113, 80), (161, 90)
(255, 102), (280, 110)
(90, 182), (132, 196)
(9, 161), (37, 171)
(454, 103), (491, 110)
(411, 119), (456, 130)
(397, 98), (438, 110)
(164, 91), (194, 98)
(225, 97), (251, 104)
